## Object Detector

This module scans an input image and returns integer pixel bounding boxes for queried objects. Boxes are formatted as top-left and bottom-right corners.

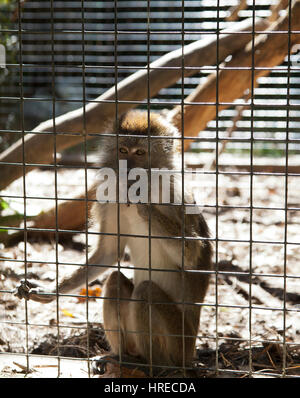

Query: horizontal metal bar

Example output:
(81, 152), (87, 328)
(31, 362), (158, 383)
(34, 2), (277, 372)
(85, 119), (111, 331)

(2, 223), (300, 245)
(1, 28), (300, 34)
(1, 193), (300, 213)
(0, 320), (298, 352)
(3, 95), (300, 110)
(2, 128), (300, 144)
(0, 164), (298, 179)
(0, 290), (298, 315)
(1, 256), (299, 280)
(4, 62), (300, 71)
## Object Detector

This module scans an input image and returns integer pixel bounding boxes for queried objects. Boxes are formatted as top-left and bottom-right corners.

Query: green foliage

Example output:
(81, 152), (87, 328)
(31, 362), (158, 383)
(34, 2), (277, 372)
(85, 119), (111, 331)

(0, 198), (10, 234)
(0, 197), (9, 211)
(0, 197), (24, 238)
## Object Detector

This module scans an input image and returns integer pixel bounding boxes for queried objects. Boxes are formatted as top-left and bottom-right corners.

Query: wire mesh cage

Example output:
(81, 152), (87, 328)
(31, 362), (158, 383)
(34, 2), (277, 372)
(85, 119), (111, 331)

(0, 0), (299, 379)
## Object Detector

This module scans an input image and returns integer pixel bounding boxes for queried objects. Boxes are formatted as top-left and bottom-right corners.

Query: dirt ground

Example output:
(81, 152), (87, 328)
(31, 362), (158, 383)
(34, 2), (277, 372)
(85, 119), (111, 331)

(0, 158), (299, 378)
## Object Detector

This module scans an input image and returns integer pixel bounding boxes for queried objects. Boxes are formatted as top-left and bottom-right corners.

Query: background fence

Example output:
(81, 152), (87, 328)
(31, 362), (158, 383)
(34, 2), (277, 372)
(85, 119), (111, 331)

(1, 0), (300, 155)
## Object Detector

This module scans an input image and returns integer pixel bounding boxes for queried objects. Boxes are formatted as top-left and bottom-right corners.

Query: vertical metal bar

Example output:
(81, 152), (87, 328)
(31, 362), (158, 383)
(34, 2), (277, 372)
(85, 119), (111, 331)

(50, 0), (61, 377)
(114, 0), (123, 375)
(215, 0), (220, 376)
(146, 0), (153, 377)
(180, 0), (186, 377)
(282, 0), (292, 378)
(18, 0), (29, 373)
(81, 0), (90, 377)
(248, 0), (256, 377)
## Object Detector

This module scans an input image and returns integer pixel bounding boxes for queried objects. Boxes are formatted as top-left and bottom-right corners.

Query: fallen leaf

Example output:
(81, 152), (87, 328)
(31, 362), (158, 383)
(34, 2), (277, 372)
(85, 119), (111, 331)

(61, 308), (75, 318)
(77, 286), (102, 303)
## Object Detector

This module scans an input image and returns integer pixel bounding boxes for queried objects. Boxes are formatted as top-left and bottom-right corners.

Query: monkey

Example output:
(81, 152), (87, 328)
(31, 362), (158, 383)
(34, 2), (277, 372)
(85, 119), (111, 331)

(15, 109), (212, 376)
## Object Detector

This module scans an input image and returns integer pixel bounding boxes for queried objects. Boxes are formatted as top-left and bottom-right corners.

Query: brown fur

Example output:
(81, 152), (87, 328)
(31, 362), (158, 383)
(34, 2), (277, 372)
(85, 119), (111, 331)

(118, 110), (170, 136)
(16, 110), (213, 374)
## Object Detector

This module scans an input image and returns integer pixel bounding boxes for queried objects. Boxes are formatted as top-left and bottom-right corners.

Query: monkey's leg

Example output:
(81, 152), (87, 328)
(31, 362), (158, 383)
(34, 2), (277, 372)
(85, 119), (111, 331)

(103, 270), (135, 356)
(129, 280), (198, 370)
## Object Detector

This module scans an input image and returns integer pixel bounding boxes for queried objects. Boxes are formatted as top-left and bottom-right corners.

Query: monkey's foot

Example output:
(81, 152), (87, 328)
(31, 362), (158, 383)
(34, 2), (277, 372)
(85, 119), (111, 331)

(14, 279), (54, 303)
(91, 355), (115, 375)
(91, 354), (149, 378)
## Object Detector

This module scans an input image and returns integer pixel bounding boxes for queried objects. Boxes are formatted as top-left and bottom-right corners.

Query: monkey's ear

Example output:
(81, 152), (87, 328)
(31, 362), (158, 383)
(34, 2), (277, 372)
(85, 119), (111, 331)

(117, 112), (127, 129)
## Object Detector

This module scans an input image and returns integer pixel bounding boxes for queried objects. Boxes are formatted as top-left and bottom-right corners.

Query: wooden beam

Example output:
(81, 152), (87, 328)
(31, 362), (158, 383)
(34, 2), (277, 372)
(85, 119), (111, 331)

(169, 0), (300, 151)
(0, 17), (268, 191)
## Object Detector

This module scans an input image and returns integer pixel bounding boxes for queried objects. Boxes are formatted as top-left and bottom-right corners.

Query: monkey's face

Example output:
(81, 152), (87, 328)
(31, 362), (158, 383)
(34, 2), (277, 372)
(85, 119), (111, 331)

(98, 110), (180, 172)
(96, 112), (181, 204)
(99, 136), (176, 171)
(117, 138), (149, 170)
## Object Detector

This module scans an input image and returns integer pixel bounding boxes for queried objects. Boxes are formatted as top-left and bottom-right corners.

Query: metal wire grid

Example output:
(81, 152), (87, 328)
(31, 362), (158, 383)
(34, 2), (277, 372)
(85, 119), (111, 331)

(0, 0), (299, 378)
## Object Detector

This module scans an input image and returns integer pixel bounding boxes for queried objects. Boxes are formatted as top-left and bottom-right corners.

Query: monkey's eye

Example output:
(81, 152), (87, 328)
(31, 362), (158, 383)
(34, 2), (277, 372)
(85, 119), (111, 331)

(119, 147), (128, 154)
(135, 149), (145, 156)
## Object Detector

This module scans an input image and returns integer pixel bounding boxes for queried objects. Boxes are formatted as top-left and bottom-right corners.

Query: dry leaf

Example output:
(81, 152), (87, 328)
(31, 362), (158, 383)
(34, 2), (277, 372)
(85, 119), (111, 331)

(77, 286), (102, 303)
(61, 308), (75, 318)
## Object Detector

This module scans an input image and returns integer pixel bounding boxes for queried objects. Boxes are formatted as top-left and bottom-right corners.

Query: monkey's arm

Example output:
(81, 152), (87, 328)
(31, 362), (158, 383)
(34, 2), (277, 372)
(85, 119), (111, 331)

(15, 235), (123, 303)
(138, 200), (211, 270)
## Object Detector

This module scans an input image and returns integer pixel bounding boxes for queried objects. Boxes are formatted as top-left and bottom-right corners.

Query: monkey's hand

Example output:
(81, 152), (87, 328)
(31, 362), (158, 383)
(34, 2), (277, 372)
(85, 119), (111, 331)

(14, 279), (55, 303)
